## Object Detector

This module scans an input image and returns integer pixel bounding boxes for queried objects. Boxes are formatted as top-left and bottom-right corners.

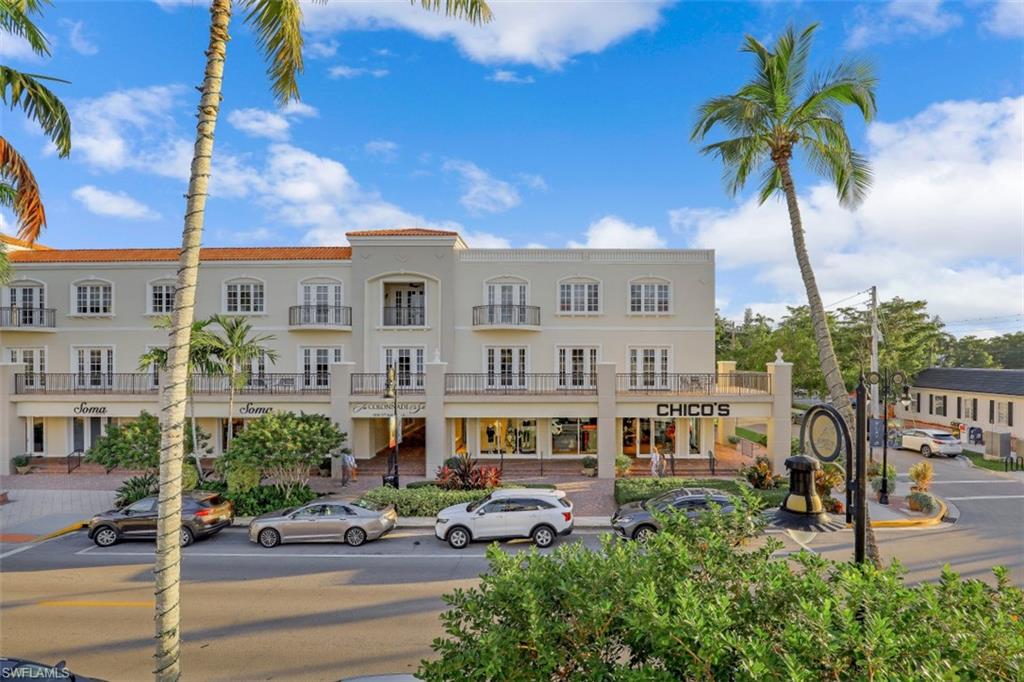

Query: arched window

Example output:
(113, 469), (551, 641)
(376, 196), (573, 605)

(223, 277), (265, 314)
(72, 278), (114, 315)
(557, 276), (601, 314)
(628, 276), (671, 314)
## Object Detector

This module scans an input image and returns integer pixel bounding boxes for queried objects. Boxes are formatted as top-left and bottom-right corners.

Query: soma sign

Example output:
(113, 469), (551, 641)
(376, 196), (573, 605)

(73, 402), (107, 415)
(657, 403), (731, 417)
(239, 402), (274, 416)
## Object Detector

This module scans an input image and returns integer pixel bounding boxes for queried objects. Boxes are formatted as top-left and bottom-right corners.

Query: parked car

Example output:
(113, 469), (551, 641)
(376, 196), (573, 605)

(0, 657), (106, 682)
(900, 428), (963, 457)
(611, 487), (735, 541)
(435, 488), (573, 549)
(249, 498), (398, 548)
(89, 491), (233, 548)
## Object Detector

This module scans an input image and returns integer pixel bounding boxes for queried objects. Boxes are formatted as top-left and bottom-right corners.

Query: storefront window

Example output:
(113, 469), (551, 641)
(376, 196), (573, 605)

(689, 417), (702, 454)
(480, 419), (537, 454)
(622, 418), (677, 455)
(551, 418), (597, 455)
(453, 418), (467, 454)
(653, 419), (675, 454)
(221, 418), (244, 451)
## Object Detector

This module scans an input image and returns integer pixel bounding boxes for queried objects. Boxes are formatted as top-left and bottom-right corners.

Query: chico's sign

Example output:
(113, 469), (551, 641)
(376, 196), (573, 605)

(657, 403), (731, 417)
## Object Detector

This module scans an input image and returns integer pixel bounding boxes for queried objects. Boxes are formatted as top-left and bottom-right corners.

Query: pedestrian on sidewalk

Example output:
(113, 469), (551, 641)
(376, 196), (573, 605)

(650, 446), (663, 478)
(343, 453), (358, 484)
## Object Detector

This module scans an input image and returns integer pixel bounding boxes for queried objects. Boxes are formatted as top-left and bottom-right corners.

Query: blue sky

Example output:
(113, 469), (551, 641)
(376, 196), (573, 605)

(2, 0), (1022, 335)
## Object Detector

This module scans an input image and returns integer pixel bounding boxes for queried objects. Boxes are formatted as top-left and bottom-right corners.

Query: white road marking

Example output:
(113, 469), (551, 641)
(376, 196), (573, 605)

(0, 534), (71, 561)
(944, 495), (1024, 501)
(75, 549), (498, 560)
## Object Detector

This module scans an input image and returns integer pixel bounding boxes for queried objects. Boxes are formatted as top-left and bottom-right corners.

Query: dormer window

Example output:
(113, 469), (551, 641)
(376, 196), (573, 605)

(225, 278), (264, 314)
(629, 278), (671, 314)
(73, 280), (113, 315)
(558, 277), (600, 314)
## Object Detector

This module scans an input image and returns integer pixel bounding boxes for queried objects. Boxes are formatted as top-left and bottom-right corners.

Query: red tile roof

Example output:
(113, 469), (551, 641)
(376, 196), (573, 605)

(9, 246), (351, 263)
(345, 228), (460, 238)
(1, 234), (55, 250)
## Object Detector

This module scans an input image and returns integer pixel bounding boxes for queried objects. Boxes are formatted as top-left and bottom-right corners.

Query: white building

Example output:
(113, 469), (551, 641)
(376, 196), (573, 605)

(1, 230), (794, 478)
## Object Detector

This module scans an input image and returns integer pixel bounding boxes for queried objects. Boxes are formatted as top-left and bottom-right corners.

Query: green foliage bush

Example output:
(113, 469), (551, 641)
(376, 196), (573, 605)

(735, 426), (768, 446)
(907, 491), (937, 513)
(435, 454), (502, 490)
(115, 473), (159, 509)
(182, 462), (200, 491)
(614, 477), (788, 508)
(741, 455), (784, 490)
(581, 455), (597, 469)
(419, 494), (1024, 681)
(221, 461), (262, 494)
(357, 486), (493, 517)
(228, 483), (317, 517)
(12, 454), (30, 468)
(406, 480), (440, 490)
(86, 411), (211, 473)
(614, 454), (632, 475)
(727, 435), (741, 445)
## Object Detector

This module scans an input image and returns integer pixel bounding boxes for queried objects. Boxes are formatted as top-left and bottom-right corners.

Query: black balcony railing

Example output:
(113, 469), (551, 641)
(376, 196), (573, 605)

(351, 372), (425, 395)
(1, 307), (56, 328)
(382, 306), (426, 326)
(445, 373), (598, 395)
(14, 372), (330, 395)
(615, 372), (771, 395)
(472, 304), (541, 327)
(289, 305), (352, 327)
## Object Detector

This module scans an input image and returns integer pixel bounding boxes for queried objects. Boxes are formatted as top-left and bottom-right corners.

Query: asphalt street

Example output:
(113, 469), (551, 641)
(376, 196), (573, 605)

(1, 453), (1020, 681)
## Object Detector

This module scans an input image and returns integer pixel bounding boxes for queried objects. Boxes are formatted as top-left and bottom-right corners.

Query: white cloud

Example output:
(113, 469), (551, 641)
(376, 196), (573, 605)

(365, 139), (399, 161)
(488, 69), (534, 84)
(847, 0), (961, 48)
(72, 185), (159, 220)
(304, 0), (671, 69)
(228, 108), (291, 141)
(569, 215), (666, 249)
(328, 65), (389, 79)
(983, 0), (1024, 37)
(280, 100), (318, 118)
(443, 160), (521, 214)
(673, 96), (1024, 327)
(517, 173), (548, 191)
(62, 20), (98, 55)
(73, 85), (185, 170)
(307, 39), (339, 58)
(525, 242), (549, 249)
(461, 231), (512, 248)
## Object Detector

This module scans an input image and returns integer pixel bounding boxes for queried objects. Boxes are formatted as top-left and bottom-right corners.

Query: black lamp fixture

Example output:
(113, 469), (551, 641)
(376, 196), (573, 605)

(866, 369), (908, 505)
(383, 366), (400, 489)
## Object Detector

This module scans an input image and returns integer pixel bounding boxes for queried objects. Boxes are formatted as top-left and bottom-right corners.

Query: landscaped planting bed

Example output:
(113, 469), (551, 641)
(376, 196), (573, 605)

(358, 482), (557, 516)
(614, 477), (788, 508)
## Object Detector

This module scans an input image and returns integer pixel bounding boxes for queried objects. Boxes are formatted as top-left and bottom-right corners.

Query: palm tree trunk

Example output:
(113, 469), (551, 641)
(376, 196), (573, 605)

(776, 159), (855, 427)
(188, 389), (204, 482)
(227, 370), (235, 448)
(154, 2), (230, 679)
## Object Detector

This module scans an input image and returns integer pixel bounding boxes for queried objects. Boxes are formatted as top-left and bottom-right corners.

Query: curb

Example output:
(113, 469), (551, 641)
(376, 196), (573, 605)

(867, 497), (948, 529)
(34, 520), (88, 542)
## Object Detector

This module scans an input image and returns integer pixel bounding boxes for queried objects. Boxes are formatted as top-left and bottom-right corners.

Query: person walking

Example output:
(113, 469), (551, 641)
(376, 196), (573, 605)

(650, 446), (662, 478)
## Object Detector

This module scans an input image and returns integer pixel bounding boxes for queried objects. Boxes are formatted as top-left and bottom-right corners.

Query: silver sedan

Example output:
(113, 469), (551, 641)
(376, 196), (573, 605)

(248, 499), (397, 548)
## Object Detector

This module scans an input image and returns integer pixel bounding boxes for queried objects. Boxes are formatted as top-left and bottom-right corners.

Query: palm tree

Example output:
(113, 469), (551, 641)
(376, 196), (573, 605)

(209, 314), (279, 447)
(152, 2), (493, 678)
(691, 23), (876, 426)
(140, 316), (224, 479)
(1, 0), (72, 243)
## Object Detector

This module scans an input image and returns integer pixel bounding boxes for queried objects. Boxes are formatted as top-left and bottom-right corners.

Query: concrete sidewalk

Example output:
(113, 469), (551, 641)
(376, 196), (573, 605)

(0, 488), (116, 543)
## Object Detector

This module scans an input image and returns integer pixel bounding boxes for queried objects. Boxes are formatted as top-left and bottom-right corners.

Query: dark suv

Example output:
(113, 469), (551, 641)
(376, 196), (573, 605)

(610, 487), (735, 541)
(89, 491), (234, 548)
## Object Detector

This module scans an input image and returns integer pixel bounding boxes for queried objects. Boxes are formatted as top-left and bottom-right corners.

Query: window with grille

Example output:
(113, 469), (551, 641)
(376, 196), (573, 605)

(629, 281), (670, 313)
(558, 280), (600, 314)
(557, 347), (598, 387)
(226, 281), (265, 313)
(74, 282), (112, 314)
(149, 282), (175, 314)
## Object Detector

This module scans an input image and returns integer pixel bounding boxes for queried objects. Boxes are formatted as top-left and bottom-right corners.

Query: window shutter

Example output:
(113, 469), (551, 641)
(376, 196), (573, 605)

(989, 400), (995, 424)
(956, 397), (962, 419)
(1009, 402), (1014, 428)
(915, 392), (921, 413)
(928, 394), (933, 414)
(972, 398), (978, 421)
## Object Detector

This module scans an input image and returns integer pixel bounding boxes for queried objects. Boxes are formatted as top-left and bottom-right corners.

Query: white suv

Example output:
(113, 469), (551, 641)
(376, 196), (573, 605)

(435, 488), (574, 549)
(900, 428), (963, 457)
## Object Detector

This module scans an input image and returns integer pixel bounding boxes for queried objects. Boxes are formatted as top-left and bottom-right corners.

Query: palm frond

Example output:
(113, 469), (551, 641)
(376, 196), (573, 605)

(0, 180), (15, 209)
(773, 23), (819, 106)
(792, 58), (877, 125)
(691, 95), (768, 141)
(701, 135), (768, 197)
(0, 136), (46, 242)
(414, 0), (493, 25)
(239, 0), (305, 104)
(0, 242), (10, 286)
(0, 0), (51, 57)
(0, 67), (71, 156)
(757, 164), (784, 205)
(800, 120), (873, 207)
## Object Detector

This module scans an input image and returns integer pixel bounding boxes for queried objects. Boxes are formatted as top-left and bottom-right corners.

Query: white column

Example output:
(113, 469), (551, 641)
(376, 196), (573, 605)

(596, 361), (617, 479)
(424, 360), (448, 476)
(0, 363), (22, 472)
(716, 360), (738, 445)
(329, 361), (355, 478)
(766, 350), (794, 474)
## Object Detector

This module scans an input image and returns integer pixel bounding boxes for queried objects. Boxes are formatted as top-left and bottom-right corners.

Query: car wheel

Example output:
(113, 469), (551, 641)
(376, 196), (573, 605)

(93, 526), (118, 548)
(632, 525), (657, 543)
(948, 453), (958, 458)
(531, 525), (555, 548)
(447, 526), (470, 549)
(345, 527), (367, 547)
(180, 527), (194, 548)
(921, 445), (932, 458)
(258, 528), (281, 548)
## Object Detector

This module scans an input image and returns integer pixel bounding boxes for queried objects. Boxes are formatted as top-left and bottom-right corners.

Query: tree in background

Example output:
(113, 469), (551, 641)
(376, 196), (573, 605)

(152, 2), (491, 675)
(981, 332), (1024, 369)
(1, 0), (72, 243)
(693, 24), (877, 426)
(209, 314), (279, 446)
(86, 411), (212, 474)
(938, 335), (997, 369)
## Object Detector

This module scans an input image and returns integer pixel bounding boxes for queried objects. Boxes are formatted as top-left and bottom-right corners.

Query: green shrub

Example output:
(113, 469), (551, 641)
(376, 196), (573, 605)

(228, 484), (317, 517)
(224, 461), (262, 494)
(357, 486), (493, 517)
(12, 454), (30, 467)
(419, 496), (1024, 681)
(727, 435), (740, 445)
(741, 456), (783, 490)
(870, 475), (897, 494)
(614, 454), (632, 475)
(735, 426), (768, 446)
(406, 480), (440, 490)
(581, 455), (598, 469)
(504, 482), (557, 490)
(907, 491), (937, 513)
(115, 473), (159, 509)
(444, 456), (462, 469)
(182, 462), (200, 491)
(614, 477), (788, 508)
(435, 454), (502, 490)
(867, 461), (897, 480)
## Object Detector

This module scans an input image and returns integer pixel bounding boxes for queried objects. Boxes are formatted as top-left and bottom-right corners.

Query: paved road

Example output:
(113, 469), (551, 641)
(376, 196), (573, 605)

(1, 454), (1020, 681)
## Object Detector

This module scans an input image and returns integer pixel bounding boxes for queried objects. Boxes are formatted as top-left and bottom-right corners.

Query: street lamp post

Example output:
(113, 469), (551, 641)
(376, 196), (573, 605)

(383, 366), (400, 489)
(866, 369), (911, 505)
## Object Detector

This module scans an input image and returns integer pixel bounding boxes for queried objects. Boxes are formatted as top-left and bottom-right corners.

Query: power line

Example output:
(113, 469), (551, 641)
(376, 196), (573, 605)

(823, 288), (871, 310)
(942, 314), (1024, 326)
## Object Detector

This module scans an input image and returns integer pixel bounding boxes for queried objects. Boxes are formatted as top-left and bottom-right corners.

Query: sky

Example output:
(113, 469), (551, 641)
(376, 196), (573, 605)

(2, 0), (1022, 337)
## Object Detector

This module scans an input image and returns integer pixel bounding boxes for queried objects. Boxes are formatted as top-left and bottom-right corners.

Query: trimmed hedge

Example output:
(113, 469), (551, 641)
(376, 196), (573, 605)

(735, 427), (768, 446)
(614, 477), (788, 508)
(357, 486), (493, 517)
(405, 480), (556, 491)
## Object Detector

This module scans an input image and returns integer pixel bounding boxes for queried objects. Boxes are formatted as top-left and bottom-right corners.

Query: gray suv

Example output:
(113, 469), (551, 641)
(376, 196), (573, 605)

(610, 487), (734, 541)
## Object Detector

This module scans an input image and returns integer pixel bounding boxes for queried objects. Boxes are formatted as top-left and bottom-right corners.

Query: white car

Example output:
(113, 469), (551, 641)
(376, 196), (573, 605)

(900, 428), (963, 458)
(435, 488), (574, 549)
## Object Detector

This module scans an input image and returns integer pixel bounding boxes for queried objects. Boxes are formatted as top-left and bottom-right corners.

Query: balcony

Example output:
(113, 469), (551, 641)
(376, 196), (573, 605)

(445, 373), (597, 396)
(14, 372), (330, 395)
(351, 372), (425, 395)
(1, 307), (56, 330)
(382, 306), (426, 327)
(616, 372), (771, 395)
(288, 305), (352, 329)
(472, 304), (541, 329)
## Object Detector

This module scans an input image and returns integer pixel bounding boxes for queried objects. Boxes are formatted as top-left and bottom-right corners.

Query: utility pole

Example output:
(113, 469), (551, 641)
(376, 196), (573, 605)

(869, 286), (880, 420)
